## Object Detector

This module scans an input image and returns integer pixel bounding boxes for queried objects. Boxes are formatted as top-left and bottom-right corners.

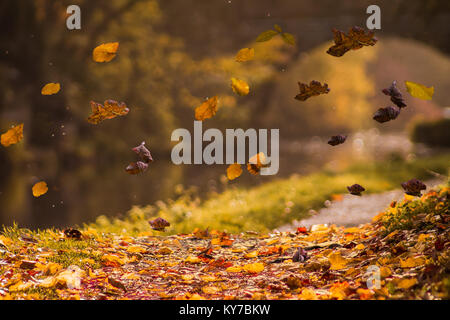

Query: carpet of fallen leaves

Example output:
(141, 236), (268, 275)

(0, 187), (448, 300)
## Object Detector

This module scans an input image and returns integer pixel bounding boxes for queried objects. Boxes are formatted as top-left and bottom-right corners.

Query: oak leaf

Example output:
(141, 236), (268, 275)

(87, 100), (129, 124)
(326, 26), (377, 57)
(294, 80), (330, 101)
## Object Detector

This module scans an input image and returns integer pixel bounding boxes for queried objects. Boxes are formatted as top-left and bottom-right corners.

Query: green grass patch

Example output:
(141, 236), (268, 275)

(88, 154), (450, 235)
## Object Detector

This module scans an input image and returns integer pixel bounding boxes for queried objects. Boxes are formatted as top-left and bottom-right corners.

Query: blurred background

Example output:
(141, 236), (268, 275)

(0, 0), (449, 229)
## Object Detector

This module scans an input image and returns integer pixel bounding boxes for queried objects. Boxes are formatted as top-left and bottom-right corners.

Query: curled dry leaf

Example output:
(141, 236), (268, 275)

(327, 135), (347, 146)
(226, 163), (242, 181)
(326, 26), (377, 57)
(32, 181), (48, 198)
(405, 81), (434, 100)
(63, 228), (82, 240)
(230, 78), (250, 96)
(1, 123), (24, 147)
(347, 184), (365, 196)
(132, 141), (153, 163)
(294, 81), (330, 101)
(149, 217), (170, 231)
(373, 106), (400, 123)
(292, 247), (308, 262)
(401, 179), (426, 197)
(247, 152), (267, 176)
(382, 81), (406, 108)
(87, 100), (129, 124)
(125, 161), (148, 175)
(235, 48), (255, 62)
(41, 83), (60, 95)
(92, 42), (119, 62)
(195, 96), (218, 121)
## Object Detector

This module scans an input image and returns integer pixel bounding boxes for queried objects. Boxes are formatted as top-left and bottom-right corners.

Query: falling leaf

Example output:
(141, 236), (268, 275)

(247, 152), (267, 175)
(281, 32), (296, 45)
(87, 100), (129, 124)
(243, 262), (264, 273)
(401, 179), (426, 197)
(382, 81), (407, 108)
(195, 96), (218, 121)
(32, 181), (48, 198)
(125, 161), (148, 175)
(235, 48), (254, 62)
(41, 83), (60, 95)
(226, 164), (242, 181)
(230, 78), (250, 96)
(294, 80), (330, 101)
(1, 123), (24, 147)
(326, 26), (377, 57)
(132, 141), (153, 163)
(149, 217), (170, 231)
(347, 184), (365, 196)
(327, 135), (347, 146)
(63, 228), (82, 240)
(92, 42), (119, 62)
(373, 106), (400, 123)
(255, 29), (279, 42)
(328, 252), (349, 270)
(405, 81), (434, 100)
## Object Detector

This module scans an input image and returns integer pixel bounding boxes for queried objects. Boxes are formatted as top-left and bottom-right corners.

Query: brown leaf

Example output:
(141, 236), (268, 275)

(63, 228), (82, 240)
(87, 100), (129, 124)
(247, 152), (268, 175)
(125, 161), (148, 175)
(373, 106), (400, 123)
(132, 141), (153, 163)
(294, 81), (330, 101)
(327, 135), (347, 146)
(347, 184), (365, 196)
(149, 217), (170, 231)
(382, 81), (407, 108)
(401, 179), (426, 197)
(326, 26), (377, 57)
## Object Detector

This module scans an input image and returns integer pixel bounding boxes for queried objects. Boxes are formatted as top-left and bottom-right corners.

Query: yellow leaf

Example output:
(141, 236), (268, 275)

(226, 266), (242, 273)
(36, 262), (62, 276)
(126, 245), (147, 254)
(328, 252), (349, 270)
(188, 293), (205, 300)
(92, 42), (119, 62)
(355, 244), (365, 250)
(226, 163), (242, 180)
(244, 250), (258, 258)
(41, 82), (60, 95)
(298, 288), (318, 300)
(235, 48), (255, 62)
(202, 286), (220, 295)
(122, 273), (141, 280)
(157, 247), (173, 255)
(1, 123), (24, 147)
(231, 77), (250, 96)
(396, 278), (418, 289)
(194, 96), (218, 121)
(181, 274), (195, 281)
(243, 262), (264, 273)
(32, 181), (48, 198)
(380, 266), (392, 278)
(102, 254), (126, 266)
(405, 81), (434, 100)
(184, 255), (201, 264)
(400, 256), (426, 268)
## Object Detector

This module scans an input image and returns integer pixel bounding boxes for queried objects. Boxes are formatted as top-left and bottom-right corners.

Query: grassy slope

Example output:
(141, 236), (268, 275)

(90, 154), (450, 235)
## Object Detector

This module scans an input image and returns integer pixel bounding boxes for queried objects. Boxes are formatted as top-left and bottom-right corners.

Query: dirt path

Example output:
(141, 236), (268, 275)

(276, 179), (443, 232)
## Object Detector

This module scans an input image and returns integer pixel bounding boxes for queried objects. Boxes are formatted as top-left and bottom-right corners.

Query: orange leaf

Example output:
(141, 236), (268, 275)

(92, 42), (119, 62)
(41, 83), (60, 95)
(87, 100), (129, 124)
(1, 123), (24, 147)
(32, 181), (48, 198)
(226, 164), (242, 180)
(194, 96), (218, 121)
